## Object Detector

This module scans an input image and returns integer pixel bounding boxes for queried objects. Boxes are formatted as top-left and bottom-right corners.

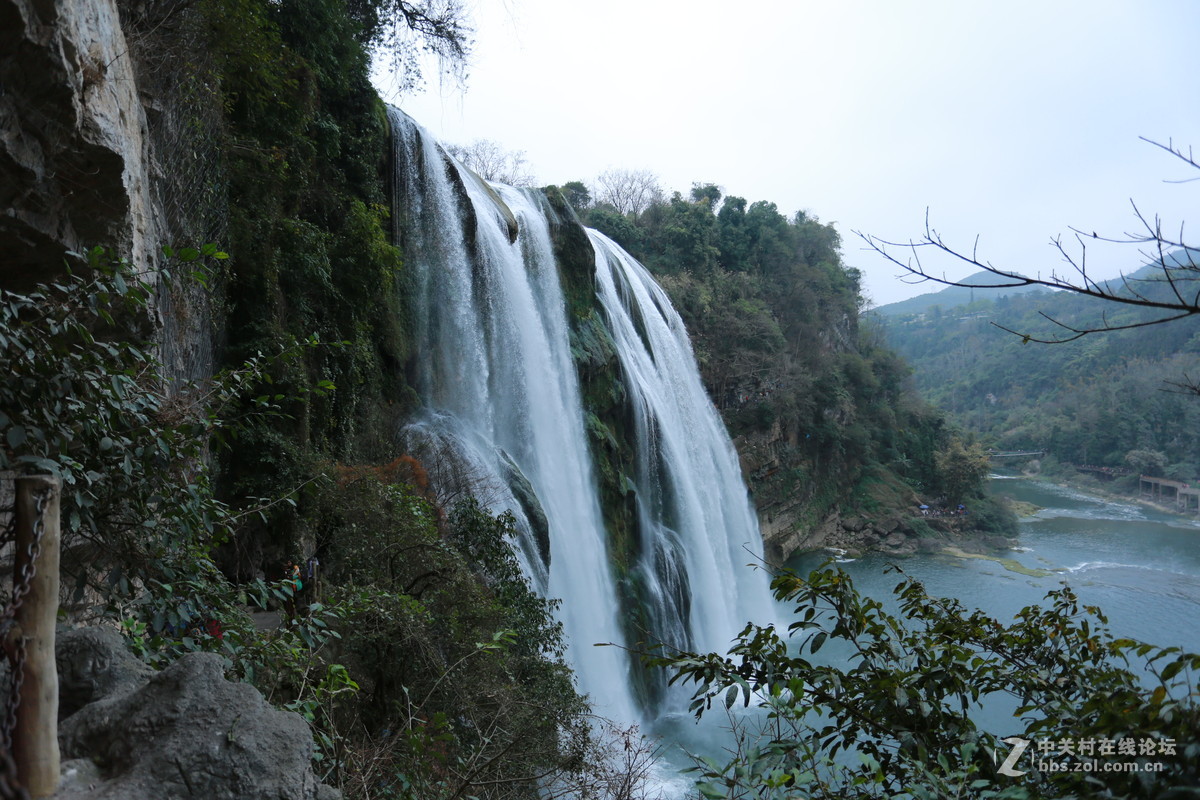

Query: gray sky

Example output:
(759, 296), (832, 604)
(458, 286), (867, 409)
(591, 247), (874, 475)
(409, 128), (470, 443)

(383, 0), (1200, 306)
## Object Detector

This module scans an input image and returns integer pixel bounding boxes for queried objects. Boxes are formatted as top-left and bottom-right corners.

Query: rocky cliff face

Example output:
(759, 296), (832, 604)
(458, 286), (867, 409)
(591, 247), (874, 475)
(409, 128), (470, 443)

(1, 0), (218, 383)
(734, 420), (928, 564)
(0, 2), (279, 794)
(1, 0), (159, 288)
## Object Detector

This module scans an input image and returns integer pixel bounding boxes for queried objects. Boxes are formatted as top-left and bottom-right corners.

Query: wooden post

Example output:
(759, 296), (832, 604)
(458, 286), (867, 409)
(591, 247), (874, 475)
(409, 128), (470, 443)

(12, 475), (60, 798)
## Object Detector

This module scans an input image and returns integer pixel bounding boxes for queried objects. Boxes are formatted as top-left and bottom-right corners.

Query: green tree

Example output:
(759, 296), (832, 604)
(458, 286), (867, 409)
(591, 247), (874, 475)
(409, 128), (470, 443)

(1125, 448), (1168, 477)
(657, 565), (1200, 800)
(717, 195), (751, 272)
(934, 437), (990, 504)
(560, 180), (592, 211)
(588, 207), (641, 252)
(743, 200), (793, 277)
(640, 192), (721, 276)
(690, 182), (723, 211)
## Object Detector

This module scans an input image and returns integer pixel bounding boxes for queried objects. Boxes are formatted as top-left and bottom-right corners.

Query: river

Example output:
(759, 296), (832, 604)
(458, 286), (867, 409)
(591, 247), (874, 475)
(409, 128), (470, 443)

(786, 476), (1200, 655)
(651, 476), (1200, 789)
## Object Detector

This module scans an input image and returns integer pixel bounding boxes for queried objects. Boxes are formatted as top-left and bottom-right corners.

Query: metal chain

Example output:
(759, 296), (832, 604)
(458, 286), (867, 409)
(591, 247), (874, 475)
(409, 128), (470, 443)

(0, 488), (48, 636)
(0, 484), (48, 800)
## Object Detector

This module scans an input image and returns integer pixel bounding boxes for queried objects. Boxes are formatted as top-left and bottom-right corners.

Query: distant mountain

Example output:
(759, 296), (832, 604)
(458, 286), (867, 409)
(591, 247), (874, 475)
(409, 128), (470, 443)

(1105, 247), (1200, 289)
(874, 250), (1200, 482)
(872, 271), (1048, 317)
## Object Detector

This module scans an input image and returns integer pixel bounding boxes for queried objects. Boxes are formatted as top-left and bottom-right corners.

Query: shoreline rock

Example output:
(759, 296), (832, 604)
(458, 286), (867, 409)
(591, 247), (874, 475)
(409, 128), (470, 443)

(765, 508), (1018, 565)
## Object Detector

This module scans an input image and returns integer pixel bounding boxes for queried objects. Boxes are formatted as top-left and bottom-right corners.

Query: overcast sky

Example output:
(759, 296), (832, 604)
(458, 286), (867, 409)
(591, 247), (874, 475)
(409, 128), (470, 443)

(381, 0), (1200, 306)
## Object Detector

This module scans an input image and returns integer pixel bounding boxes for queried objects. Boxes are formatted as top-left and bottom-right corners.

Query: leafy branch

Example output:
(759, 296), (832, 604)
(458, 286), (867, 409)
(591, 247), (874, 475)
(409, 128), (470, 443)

(653, 565), (1200, 799)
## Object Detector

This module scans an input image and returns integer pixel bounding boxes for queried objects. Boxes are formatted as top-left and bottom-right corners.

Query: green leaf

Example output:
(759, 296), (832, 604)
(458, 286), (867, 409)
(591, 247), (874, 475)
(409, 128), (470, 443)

(16, 455), (59, 474)
(6, 426), (27, 449)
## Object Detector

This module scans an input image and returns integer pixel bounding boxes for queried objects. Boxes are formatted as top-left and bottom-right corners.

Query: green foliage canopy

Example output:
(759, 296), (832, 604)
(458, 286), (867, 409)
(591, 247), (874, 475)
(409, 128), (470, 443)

(576, 185), (982, 532)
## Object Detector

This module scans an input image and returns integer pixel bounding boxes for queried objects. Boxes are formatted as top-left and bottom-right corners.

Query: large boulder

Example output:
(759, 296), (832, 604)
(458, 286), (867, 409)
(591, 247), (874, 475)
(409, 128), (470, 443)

(55, 650), (338, 800)
(55, 627), (153, 719)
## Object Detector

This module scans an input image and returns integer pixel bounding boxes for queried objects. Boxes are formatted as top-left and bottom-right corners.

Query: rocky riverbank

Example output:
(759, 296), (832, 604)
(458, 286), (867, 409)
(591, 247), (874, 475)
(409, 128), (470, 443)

(1000, 466), (1200, 524)
(764, 507), (1018, 563)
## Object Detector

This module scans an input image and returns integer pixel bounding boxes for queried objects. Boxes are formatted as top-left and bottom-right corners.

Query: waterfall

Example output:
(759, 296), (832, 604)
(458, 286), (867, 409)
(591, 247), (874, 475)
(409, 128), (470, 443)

(388, 107), (773, 728)
(590, 232), (773, 660)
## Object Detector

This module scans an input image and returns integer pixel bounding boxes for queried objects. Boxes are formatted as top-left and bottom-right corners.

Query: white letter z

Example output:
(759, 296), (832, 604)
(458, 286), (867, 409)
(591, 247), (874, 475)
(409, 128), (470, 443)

(996, 736), (1030, 777)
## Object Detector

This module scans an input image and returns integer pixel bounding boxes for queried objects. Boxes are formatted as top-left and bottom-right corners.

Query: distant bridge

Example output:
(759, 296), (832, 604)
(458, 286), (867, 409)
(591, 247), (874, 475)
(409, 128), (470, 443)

(987, 450), (1044, 459)
(1141, 475), (1200, 514)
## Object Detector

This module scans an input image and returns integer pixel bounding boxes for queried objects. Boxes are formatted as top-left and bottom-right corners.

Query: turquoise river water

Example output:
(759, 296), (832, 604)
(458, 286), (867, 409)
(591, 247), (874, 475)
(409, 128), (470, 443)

(652, 476), (1200, 788)
(787, 476), (1200, 655)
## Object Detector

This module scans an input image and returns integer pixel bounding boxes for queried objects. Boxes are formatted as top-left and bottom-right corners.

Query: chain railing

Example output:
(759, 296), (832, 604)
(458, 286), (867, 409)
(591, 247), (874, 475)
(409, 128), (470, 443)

(0, 484), (46, 748)
(0, 476), (61, 800)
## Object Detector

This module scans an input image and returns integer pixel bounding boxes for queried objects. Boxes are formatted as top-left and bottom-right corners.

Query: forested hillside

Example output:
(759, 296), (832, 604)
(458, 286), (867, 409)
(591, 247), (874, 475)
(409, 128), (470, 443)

(566, 183), (1014, 555)
(2, 0), (1015, 794)
(877, 262), (1200, 483)
(873, 269), (1047, 318)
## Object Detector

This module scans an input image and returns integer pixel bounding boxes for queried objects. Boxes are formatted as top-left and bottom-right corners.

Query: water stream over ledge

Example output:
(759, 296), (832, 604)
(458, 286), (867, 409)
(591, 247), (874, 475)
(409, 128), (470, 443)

(387, 108), (775, 738)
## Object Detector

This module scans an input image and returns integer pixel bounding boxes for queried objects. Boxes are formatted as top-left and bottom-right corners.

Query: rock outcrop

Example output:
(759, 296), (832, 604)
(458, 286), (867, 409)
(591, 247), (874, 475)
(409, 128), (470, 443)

(1, 0), (158, 289)
(55, 627), (153, 720)
(53, 628), (338, 800)
(2, 0), (217, 383)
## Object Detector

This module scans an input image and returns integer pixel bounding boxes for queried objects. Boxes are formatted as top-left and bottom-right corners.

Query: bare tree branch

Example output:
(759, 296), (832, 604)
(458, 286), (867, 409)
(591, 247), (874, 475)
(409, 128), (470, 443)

(593, 169), (664, 216)
(1162, 372), (1200, 397)
(445, 139), (536, 187)
(856, 139), (1200, 344)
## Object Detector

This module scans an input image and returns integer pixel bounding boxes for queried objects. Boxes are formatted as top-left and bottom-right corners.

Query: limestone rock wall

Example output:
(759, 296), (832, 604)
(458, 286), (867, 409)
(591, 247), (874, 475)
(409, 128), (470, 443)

(0, 0), (159, 289)
(1, 0), (219, 383)
(736, 421), (923, 564)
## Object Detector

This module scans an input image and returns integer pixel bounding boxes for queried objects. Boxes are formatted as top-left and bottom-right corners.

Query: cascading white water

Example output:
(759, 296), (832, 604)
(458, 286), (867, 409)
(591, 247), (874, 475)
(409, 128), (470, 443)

(390, 107), (638, 723)
(590, 232), (774, 664)
(389, 107), (774, 731)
